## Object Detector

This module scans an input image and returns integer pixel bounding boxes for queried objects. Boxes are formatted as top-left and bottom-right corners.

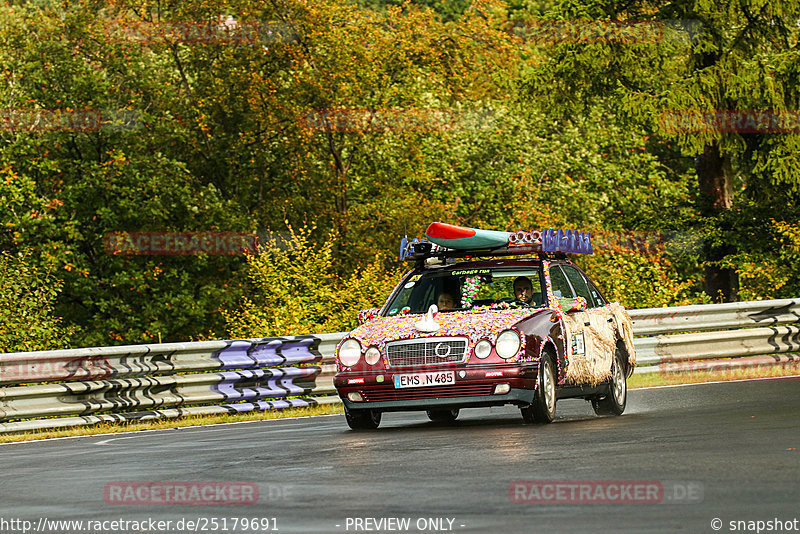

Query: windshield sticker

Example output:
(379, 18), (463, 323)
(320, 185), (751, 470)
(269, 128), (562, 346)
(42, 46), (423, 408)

(409, 274), (423, 281)
(404, 281), (415, 289)
(451, 268), (491, 276)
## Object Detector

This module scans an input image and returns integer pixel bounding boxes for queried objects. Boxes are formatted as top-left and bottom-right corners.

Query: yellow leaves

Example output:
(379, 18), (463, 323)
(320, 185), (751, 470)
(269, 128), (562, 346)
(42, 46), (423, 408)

(225, 223), (403, 338)
(46, 198), (64, 210)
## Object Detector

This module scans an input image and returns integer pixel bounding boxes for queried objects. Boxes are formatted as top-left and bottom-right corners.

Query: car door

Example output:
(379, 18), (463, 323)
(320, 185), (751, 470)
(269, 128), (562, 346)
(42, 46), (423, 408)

(547, 263), (590, 383)
(560, 264), (616, 384)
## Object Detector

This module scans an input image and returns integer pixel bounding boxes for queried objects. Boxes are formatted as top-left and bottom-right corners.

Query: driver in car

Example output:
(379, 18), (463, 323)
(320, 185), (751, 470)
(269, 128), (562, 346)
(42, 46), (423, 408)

(513, 276), (535, 305)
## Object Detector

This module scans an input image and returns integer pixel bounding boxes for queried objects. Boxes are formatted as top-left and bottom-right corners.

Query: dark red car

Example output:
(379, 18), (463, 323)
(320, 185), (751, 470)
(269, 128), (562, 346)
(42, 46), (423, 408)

(334, 223), (636, 430)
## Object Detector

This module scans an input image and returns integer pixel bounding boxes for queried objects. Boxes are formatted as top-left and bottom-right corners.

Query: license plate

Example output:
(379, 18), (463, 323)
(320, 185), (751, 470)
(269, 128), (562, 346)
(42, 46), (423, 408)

(393, 371), (455, 389)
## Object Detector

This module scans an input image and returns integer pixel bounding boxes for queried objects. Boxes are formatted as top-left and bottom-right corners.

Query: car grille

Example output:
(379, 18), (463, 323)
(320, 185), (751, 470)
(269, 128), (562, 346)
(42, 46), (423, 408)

(385, 337), (468, 368)
(362, 384), (494, 402)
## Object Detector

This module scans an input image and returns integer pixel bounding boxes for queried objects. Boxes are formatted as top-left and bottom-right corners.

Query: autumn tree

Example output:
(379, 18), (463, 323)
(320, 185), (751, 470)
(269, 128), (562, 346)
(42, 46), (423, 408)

(523, 0), (800, 301)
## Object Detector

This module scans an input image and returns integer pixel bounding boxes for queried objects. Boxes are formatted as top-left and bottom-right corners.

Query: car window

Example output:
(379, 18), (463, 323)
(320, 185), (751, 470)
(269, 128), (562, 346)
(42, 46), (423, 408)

(548, 265), (574, 299)
(561, 265), (596, 307)
(384, 266), (545, 315)
(587, 280), (607, 306)
(472, 271), (544, 306)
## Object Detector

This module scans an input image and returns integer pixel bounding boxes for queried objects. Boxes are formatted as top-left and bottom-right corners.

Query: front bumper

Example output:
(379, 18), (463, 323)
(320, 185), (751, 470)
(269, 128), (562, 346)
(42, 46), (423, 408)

(335, 364), (538, 413)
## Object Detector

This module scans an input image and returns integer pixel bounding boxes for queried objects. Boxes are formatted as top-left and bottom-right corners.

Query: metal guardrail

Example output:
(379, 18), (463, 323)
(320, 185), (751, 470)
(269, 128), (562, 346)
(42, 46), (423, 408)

(628, 299), (800, 373)
(1, 300), (799, 432)
(629, 298), (800, 335)
(0, 336), (341, 433)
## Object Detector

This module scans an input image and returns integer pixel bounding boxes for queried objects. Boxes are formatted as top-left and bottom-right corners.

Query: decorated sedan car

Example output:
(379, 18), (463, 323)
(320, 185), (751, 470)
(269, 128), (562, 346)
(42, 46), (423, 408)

(333, 222), (636, 430)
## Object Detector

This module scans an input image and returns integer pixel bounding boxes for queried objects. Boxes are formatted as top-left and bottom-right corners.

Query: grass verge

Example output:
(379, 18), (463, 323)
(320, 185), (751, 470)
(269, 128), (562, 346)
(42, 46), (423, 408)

(0, 403), (344, 444)
(628, 363), (800, 389)
(3, 365), (798, 443)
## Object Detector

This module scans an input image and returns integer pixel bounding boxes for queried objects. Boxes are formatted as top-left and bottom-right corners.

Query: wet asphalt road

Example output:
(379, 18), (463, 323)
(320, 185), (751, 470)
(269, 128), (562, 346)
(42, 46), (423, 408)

(1, 377), (798, 534)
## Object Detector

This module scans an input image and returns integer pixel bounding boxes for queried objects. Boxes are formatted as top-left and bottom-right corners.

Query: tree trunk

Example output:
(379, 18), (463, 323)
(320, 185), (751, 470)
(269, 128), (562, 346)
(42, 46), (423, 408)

(695, 142), (739, 302)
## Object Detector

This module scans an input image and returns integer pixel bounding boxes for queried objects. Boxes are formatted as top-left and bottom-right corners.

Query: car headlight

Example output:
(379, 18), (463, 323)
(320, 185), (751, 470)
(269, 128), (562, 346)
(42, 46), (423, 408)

(364, 346), (381, 365)
(338, 338), (362, 367)
(474, 339), (492, 359)
(496, 330), (521, 359)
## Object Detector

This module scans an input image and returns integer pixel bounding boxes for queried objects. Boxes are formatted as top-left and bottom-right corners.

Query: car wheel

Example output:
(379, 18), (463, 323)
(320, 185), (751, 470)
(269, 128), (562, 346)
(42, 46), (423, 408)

(426, 409), (459, 422)
(521, 349), (557, 424)
(592, 347), (627, 416)
(344, 406), (382, 430)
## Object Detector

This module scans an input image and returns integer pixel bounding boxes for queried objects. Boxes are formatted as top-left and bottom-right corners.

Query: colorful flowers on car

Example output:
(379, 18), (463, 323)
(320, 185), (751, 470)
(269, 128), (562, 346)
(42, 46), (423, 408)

(348, 307), (534, 365)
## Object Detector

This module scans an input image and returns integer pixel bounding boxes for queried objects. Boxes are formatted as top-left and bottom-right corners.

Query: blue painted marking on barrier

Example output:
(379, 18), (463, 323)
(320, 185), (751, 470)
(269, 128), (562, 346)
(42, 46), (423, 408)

(212, 368), (319, 402)
(219, 398), (313, 413)
(212, 337), (321, 369)
(248, 340), (285, 367)
(275, 338), (321, 364)
(213, 340), (257, 369)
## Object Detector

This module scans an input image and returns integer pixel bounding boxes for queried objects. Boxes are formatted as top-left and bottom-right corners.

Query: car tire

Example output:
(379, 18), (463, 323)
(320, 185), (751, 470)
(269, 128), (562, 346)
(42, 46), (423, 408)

(344, 406), (382, 430)
(592, 347), (627, 416)
(426, 409), (459, 422)
(521, 349), (557, 424)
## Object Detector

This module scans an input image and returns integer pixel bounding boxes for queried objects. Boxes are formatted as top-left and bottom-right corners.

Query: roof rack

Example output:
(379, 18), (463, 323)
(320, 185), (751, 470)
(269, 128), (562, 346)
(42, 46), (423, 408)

(399, 223), (593, 263)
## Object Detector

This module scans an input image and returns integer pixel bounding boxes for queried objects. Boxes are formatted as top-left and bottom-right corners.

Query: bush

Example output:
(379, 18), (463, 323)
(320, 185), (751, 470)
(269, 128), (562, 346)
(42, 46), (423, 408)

(0, 252), (75, 352)
(719, 219), (800, 301)
(224, 225), (404, 338)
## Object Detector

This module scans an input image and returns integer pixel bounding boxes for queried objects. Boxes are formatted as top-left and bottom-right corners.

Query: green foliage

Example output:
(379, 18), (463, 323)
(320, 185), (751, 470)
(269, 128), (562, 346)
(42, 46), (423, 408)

(224, 225), (404, 337)
(717, 213), (800, 301)
(5, 0), (796, 349)
(578, 245), (706, 310)
(0, 252), (75, 352)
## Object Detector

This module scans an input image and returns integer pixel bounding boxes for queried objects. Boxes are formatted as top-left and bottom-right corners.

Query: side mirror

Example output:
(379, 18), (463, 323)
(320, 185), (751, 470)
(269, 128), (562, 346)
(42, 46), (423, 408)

(358, 308), (380, 325)
(557, 297), (587, 313)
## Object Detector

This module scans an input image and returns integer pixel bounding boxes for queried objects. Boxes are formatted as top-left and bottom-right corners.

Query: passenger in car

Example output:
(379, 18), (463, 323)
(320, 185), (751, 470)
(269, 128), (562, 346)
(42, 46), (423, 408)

(437, 292), (456, 310)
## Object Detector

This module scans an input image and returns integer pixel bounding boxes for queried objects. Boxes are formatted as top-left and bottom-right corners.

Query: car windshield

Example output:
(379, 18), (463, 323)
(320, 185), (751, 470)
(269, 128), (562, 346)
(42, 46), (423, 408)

(384, 266), (545, 316)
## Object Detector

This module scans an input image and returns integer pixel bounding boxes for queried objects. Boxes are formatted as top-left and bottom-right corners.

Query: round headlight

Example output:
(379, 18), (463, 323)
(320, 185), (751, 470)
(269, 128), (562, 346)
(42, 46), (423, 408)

(365, 346), (381, 365)
(474, 339), (492, 359)
(496, 330), (521, 359)
(338, 338), (362, 367)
